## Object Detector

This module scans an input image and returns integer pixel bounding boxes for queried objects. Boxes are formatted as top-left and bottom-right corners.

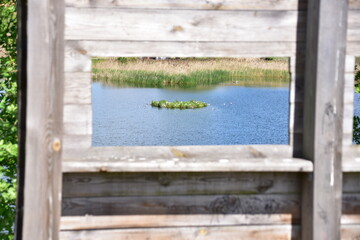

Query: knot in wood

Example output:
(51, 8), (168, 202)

(52, 138), (61, 152)
(171, 25), (184, 33)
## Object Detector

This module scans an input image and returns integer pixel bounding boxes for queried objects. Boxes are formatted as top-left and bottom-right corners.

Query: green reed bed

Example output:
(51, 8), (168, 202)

(151, 100), (208, 109)
(92, 68), (289, 88)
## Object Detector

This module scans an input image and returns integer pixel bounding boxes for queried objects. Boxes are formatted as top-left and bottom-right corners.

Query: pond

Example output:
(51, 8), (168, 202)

(92, 82), (290, 146)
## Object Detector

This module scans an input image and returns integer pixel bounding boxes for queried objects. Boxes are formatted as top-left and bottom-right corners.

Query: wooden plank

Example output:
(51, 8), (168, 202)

(350, 0), (360, 10)
(62, 135), (92, 151)
(342, 225), (360, 240)
(343, 194), (360, 215)
(63, 0), (360, 10)
(63, 104), (92, 135)
(60, 214), (297, 230)
(347, 41), (360, 55)
(62, 172), (301, 198)
(343, 149), (360, 171)
(341, 215), (360, 225)
(343, 173), (360, 193)
(65, 0), (307, 10)
(64, 72), (92, 104)
(344, 74), (355, 104)
(64, 145), (294, 160)
(63, 158), (312, 173)
(301, 0), (348, 239)
(65, 43), (91, 72)
(62, 194), (300, 216)
(65, 8), (306, 42)
(60, 225), (300, 240)
(66, 40), (300, 58)
(290, 102), (303, 134)
(22, 0), (65, 239)
(61, 146), (313, 172)
(348, 10), (360, 41)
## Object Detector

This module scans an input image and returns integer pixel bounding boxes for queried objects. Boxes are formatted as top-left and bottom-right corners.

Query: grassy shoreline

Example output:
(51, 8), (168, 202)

(93, 58), (290, 88)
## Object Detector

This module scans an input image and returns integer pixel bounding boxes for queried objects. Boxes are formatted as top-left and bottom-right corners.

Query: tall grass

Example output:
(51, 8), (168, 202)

(92, 58), (290, 88)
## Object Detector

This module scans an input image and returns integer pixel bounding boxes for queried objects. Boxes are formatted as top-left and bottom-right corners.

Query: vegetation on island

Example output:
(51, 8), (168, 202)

(151, 100), (208, 109)
(0, 0), (17, 239)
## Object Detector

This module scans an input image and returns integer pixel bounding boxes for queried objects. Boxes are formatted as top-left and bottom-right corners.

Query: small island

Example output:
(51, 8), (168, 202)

(151, 100), (208, 109)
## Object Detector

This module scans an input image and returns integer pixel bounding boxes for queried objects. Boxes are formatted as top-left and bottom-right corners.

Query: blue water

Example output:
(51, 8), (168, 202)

(355, 93), (360, 117)
(92, 83), (289, 146)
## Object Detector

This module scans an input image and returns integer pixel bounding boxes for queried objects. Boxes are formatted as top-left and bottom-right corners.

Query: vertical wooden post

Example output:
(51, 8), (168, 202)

(302, 0), (348, 239)
(21, 0), (64, 239)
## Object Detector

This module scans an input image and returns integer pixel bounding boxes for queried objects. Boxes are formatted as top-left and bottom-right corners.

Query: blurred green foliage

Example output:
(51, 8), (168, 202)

(0, 0), (17, 239)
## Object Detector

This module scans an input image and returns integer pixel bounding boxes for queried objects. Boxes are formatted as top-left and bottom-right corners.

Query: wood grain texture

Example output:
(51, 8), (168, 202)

(61, 146), (313, 172)
(60, 214), (297, 230)
(65, 8), (306, 42)
(62, 135), (92, 151)
(63, 0), (360, 10)
(343, 147), (360, 171)
(23, 0), (65, 239)
(62, 194), (300, 216)
(347, 41), (360, 55)
(60, 225), (300, 240)
(63, 104), (92, 135)
(62, 172), (301, 198)
(65, 0), (307, 10)
(342, 225), (360, 240)
(64, 72), (92, 104)
(65, 40), (300, 58)
(65, 43), (91, 72)
(301, 0), (348, 239)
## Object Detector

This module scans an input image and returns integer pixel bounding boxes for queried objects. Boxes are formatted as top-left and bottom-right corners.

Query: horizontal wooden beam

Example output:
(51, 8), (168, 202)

(65, 0), (307, 10)
(64, 0), (360, 10)
(65, 8), (306, 42)
(60, 214), (296, 230)
(60, 225), (300, 240)
(62, 146), (313, 172)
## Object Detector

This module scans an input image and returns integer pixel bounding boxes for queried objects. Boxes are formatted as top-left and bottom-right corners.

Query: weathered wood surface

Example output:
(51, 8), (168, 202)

(62, 194), (300, 216)
(343, 148), (360, 171)
(65, 40), (300, 60)
(347, 42), (360, 55)
(59, 224), (360, 240)
(64, 72), (92, 104)
(64, 44), (91, 72)
(64, 0), (360, 10)
(65, 0), (307, 10)
(60, 214), (360, 230)
(62, 146), (313, 172)
(301, 0), (348, 239)
(65, 9), (306, 42)
(344, 173), (360, 192)
(62, 172), (301, 198)
(62, 135), (92, 152)
(23, 0), (65, 239)
(64, 8), (360, 42)
(60, 225), (300, 240)
(60, 214), (297, 230)
(63, 104), (92, 135)
(342, 225), (360, 240)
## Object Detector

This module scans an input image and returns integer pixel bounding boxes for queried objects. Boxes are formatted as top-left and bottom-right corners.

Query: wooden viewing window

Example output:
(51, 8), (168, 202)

(18, 0), (360, 239)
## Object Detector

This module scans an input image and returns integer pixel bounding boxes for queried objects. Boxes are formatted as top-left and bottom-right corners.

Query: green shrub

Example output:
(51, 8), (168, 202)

(0, 0), (17, 239)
